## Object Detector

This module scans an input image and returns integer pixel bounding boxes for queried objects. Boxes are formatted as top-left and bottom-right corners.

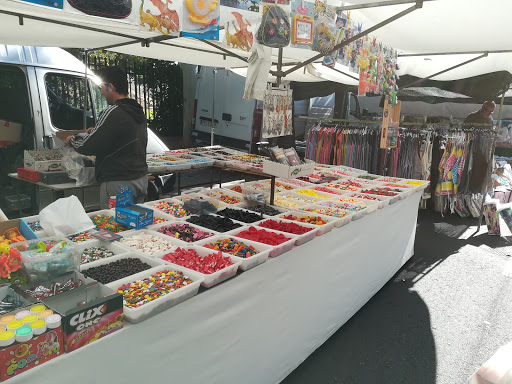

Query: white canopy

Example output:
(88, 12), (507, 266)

(1, 0), (512, 82)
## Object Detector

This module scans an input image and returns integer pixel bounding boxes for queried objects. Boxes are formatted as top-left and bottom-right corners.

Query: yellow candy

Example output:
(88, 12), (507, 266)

(0, 243), (10, 255)
(297, 189), (330, 199)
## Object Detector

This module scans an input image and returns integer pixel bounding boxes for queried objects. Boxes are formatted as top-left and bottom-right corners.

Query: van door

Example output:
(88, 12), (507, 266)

(34, 67), (98, 145)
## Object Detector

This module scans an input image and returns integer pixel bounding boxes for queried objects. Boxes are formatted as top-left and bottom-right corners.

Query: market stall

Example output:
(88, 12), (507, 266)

(2, 161), (422, 384)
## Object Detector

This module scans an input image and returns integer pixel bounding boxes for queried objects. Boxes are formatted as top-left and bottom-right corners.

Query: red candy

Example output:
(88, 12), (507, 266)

(162, 247), (232, 274)
(235, 226), (291, 245)
(258, 219), (312, 235)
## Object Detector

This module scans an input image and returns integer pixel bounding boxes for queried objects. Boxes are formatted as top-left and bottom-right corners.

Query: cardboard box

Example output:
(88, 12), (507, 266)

(262, 160), (316, 179)
(42, 273), (123, 352)
(0, 219), (38, 242)
(24, 150), (63, 172)
(0, 285), (64, 382)
(0, 120), (22, 144)
(115, 188), (153, 229)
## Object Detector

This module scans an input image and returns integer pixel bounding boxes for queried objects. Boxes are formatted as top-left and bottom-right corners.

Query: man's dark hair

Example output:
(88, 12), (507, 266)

(96, 66), (129, 95)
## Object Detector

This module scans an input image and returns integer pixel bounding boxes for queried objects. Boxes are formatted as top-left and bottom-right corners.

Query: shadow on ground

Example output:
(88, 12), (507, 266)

(282, 209), (511, 384)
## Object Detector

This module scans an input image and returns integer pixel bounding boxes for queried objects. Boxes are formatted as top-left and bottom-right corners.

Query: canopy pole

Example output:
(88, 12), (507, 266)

(276, 48), (284, 86)
(82, 49), (89, 132)
(198, 39), (249, 63)
(211, 69), (217, 146)
(401, 52), (488, 88)
(322, 64), (360, 81)
(282, 1), (423, 77)
(476, 91), (505, 233)
(399, 49), (512, 57)
(338, 0), (433, 11)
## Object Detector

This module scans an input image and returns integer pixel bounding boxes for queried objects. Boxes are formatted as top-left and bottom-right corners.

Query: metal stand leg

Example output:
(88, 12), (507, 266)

(270, 176), (276, 205)
(177, 172), (181, 195)
(218, 168), (223, 189)
(210, 168), (214, 189)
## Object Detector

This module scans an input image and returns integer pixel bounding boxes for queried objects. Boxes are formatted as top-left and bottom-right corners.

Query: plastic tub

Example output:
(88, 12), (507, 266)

(311, 185), (347, 196)
(21, 215), (46, 237)
(331, 166), (367, 174)
(245, 204), (290, 218)
(275, 191), (325, 205)
(277, 178), (315, 188)
(196, 235), (271, 271)
(144, 198), (193, 219)
(118, 230), (176, 257)
(329, 196), (379, 214)
(215, 206), (266, 224)
(355, 187), (406, 204)
(294, 188), (338, 200)
(80, 252), (164, 286)
(163, 161), (193, 172)
(200, 188), (246, 208)
(87, 209), (132, 233)
(108, 265), (204, 323)
(299, 204), (355, 228)
(276, 211), (337, 235)
(148, 222), (218, 246)
(256, 218), (319, 246)
(72, 239), (130, 264)
(348, 193), (391, 209)
(226, 226), (298, 258)
(317, 200), (369, 220)
(158, 245), (242, 288)
(174, 193), (226, 210)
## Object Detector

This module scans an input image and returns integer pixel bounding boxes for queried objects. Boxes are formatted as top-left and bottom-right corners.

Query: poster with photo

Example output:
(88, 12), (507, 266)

(182, 0), (220, 40)
(290, 0), (314, 49)
(223, 10), (257, 52)
(262, 88), (293, 139)
(15, 0), (63, 9)
(312, 0), (335, 55)
(220, 0), (260, 13)
(138, 0), (180, 36)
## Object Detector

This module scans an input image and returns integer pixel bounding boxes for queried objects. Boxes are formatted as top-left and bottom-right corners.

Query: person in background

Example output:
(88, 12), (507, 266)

(65, 66), (148, 208)
(463, 101), (496, 127)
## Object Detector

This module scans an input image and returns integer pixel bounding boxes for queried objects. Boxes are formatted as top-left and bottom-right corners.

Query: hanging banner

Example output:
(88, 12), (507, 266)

(14, 0), (63, 9)
(262, 88), (293, 139)
(290, 0), (314, 50)
(223, 10), (256, 52)
(380, 99), (400, 149)
(182, 0), (220, 40)
(220, 0), (260, 13)
(64, 0), (137, 23)
(137, 0), (180, 36)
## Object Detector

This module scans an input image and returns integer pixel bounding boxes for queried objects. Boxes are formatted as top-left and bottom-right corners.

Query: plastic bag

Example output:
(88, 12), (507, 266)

(40, 196), (95, 237)
(183, 199), (217, 215)
(62, 148), (96, 187)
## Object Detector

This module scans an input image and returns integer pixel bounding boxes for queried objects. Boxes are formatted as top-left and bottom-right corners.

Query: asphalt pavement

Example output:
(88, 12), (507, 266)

(281, 209), (512, 384)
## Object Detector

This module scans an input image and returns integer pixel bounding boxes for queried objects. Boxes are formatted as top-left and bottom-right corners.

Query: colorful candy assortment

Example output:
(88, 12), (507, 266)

(154, 201), (191, 218)
(279, 194), (318, 204)
(274, 197), (303, 209)
(282, 179), (312, 187)
(313, 186), (344, 195)
(67, 232), (92, 243)
(361, 187), (401, 197)
(152, 216), (168, 225)
(162, 248), (232, 274)
(230, 185), (243, 193)
(351, 193), (382, 201)
(234, 227), (291, 246)
(117, 270), (193, 308)
(382, 183), (412, 189)
(157, 224), (213, 243)
(320, 201), (367, 212)
(301, 207), (348, 218)
(258, 220), (312, 235)
(217, 192), (242, 204)
(80, 246), (115, 264)
(27, 221), (43, 232)
(203, 238), (258, 258)
(90, 215), (130, 233)
(281, 214), (328, 225)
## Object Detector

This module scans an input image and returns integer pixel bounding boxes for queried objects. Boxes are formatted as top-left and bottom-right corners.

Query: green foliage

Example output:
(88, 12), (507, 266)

(87, 50), (183, 136)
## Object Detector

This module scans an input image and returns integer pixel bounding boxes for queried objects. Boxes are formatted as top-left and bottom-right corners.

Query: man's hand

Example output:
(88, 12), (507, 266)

(64, 135), (73, 146)
(85, 127), (94, 134)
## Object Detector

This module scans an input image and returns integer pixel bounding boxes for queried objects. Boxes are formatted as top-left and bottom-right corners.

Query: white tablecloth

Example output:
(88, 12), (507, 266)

(10, 193), (421, 384)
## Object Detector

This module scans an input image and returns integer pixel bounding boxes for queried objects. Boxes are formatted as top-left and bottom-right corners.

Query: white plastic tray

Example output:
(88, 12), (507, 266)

(199, 188), (246, 208)
(256, 218), (319, 246)
(355, 187), (403, 204)
(317, 200), (369, 220)
(293, 188), (338, 200)
(196, 235), (271, 271)
(108, 264), (204, 323)
(299, 204), (355, 228)
(276, 211), (337, 235)
(215, 206), (267, 224)
(157, 245), (242, 288)
(275, 191), (325, 205)
(118, 229), (177, 257)
(311, 185), (347, 196)
(80, 252), (164, 286)
(148, 221), (218, 246)
(328, 196), (379, 214)
(87, 209), (133, 233)
(244, 205), (291, 218)
(277, 178), (315, 188)
(348, 192), (390, 209)
(225, 226), (298, 258)
(21, 214), (47, 238)
(144, 198), (193, 219)
(72, 239), (130, 264)
(173, 193), (226, 210)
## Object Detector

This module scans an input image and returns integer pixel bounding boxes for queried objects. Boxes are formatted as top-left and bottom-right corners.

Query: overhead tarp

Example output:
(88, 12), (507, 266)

(1, 0), (512, 83)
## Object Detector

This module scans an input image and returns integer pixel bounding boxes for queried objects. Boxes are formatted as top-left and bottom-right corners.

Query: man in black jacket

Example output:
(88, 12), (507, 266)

(66, 67), (148, 208)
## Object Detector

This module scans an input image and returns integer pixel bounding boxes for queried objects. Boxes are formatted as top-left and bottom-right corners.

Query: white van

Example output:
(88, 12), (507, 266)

(0, 45), (169, 215)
